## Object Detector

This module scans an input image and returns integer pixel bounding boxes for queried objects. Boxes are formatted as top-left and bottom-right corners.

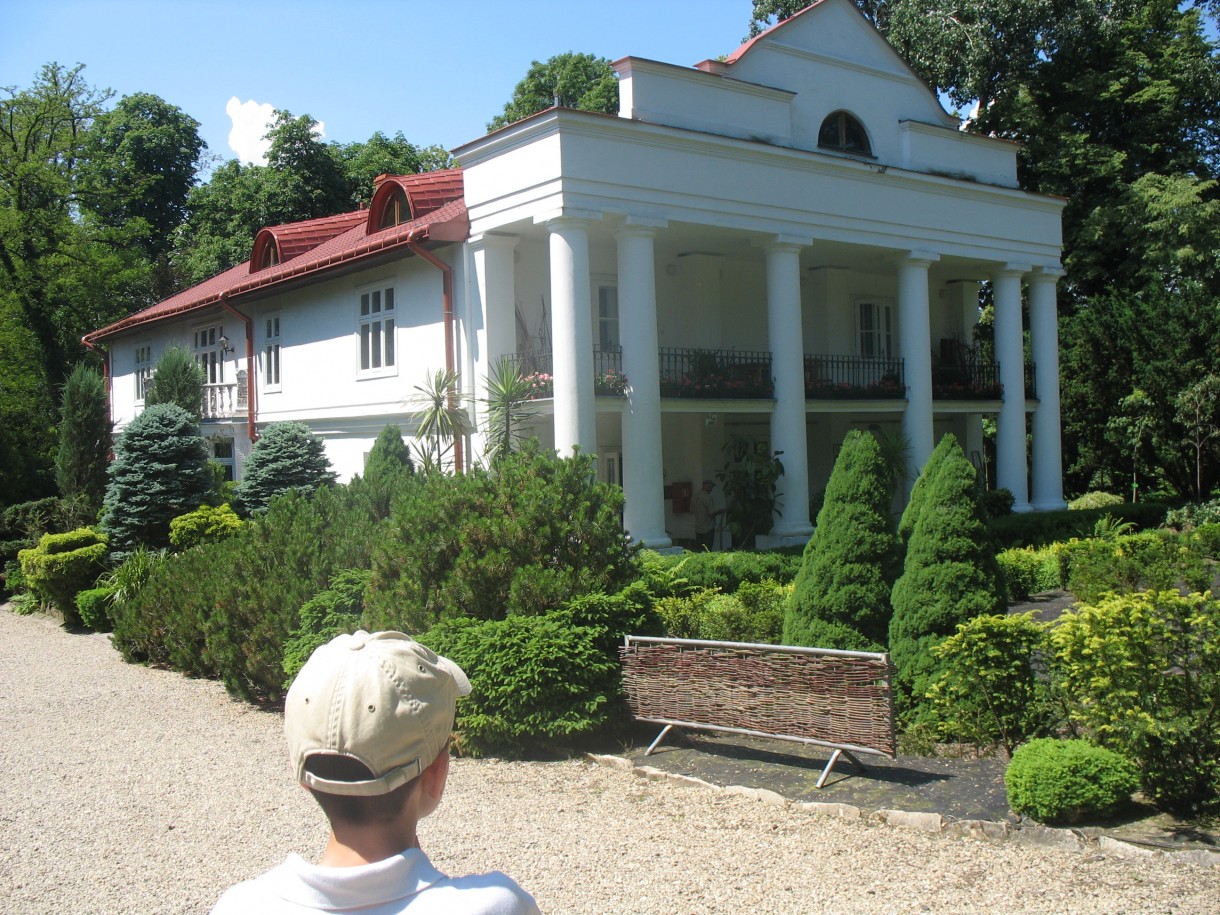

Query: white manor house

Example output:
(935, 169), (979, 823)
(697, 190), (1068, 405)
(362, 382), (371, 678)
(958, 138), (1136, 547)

(86, 0), (1066, 548)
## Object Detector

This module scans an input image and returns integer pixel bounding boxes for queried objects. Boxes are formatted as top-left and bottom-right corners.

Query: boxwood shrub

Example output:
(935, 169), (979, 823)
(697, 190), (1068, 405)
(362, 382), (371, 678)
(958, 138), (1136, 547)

(18, 528), (108, 628)
(421, 612), (619, 757)
(996, 547), (1064, 601)
(1005, 738), (1138, 823)
(75, 585), (116, 631)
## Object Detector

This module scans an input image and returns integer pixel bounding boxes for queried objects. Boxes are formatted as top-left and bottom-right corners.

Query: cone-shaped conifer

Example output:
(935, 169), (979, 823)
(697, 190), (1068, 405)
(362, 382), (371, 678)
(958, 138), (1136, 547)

(889, 436), (1005, 717)
(783, 430), (899, 650)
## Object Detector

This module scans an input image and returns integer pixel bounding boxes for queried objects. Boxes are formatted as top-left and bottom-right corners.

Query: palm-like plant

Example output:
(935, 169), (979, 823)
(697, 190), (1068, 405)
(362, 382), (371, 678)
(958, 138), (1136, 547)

(408, 368), (469, 473)
(483, 357), (537, 467)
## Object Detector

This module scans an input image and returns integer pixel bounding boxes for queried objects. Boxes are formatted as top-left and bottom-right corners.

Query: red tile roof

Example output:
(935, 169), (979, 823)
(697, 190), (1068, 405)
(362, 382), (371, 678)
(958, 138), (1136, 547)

(695, 0), (828, 72)
(86, 170), (468, 344)
(252, 210), (368, 271)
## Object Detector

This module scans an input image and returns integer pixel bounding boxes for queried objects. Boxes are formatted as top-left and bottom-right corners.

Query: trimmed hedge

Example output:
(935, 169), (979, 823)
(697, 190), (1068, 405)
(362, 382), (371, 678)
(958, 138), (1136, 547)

(986, 502), (1169, 550)
(1006, 738), (1137, 824)
(996, 547), (1062, 601)
(654, 581), (788, 644)
(18, 528), (108, 628)
(75, 585), (116, 631)
(169, 503), (243, 551)
(889, 436), (1004, 716)
(421, 613), (619, 757)
(639, 549), (800, 596)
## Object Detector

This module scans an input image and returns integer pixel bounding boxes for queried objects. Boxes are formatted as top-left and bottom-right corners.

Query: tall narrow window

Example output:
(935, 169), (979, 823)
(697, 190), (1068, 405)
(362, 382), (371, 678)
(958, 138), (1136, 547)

(263, 314), (281, 392)
(858, 300), (894, 359)
(194, 325), (225, 384)
(597, 285), (620, 351)
(359, 286), (396, 375)
(134, 344), (153, 402)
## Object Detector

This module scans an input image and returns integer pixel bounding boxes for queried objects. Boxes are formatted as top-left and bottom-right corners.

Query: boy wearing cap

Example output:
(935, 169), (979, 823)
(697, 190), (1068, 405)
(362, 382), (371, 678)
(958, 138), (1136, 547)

(210, 630), (540, 914)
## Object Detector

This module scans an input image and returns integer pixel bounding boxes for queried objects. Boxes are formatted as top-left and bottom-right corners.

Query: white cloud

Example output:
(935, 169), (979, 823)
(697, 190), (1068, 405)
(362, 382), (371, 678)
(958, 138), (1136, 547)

(225, 97), (276, 165)
(225, 97), (329, 165)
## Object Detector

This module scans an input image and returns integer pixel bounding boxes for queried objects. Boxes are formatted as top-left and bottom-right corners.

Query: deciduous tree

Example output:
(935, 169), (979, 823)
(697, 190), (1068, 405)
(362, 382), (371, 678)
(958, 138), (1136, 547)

(487, 52), (618, 132)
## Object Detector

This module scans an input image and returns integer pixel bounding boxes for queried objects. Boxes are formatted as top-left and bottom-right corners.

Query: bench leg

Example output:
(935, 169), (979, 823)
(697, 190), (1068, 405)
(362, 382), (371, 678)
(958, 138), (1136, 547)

(645, 724), (675, 756)
(816, 748), (867, 788)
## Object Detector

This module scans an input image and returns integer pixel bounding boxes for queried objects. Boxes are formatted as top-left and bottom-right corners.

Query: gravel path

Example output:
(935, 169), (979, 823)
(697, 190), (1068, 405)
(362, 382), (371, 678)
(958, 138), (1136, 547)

(2, 608), (1217, 915)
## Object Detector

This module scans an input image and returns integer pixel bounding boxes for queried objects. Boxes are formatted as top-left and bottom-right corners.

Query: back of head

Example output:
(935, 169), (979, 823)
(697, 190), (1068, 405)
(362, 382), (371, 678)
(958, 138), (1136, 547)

(285, 630), (470, 810)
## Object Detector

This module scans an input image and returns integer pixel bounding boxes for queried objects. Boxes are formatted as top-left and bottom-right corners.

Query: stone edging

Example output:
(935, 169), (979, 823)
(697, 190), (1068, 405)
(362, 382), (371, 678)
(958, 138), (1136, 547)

(586, 753), (1220, 868)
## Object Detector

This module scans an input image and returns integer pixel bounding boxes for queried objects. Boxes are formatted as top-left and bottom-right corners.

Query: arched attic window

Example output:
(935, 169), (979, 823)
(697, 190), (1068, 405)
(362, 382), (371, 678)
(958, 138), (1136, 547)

(250, 231), (280, 272)
(818, 110), (872, 156)
(375, 185), (412, 230)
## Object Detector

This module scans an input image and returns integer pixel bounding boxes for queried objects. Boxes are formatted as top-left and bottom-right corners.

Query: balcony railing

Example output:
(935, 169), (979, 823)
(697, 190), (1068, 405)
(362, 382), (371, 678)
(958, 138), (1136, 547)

(804, 354), (905, 399)
(500, 348), (1034, 404)
(932, 357), (1002, 400)
(505, 346), (627, 399)
(659, 347), (773, 399)
(202, 375), (247, 419)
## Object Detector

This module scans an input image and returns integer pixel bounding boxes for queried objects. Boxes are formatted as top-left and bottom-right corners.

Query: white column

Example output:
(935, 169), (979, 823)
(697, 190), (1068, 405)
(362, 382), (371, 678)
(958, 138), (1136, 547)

(617, 219), (671, 547)
(1029, 267), (1066, 510)
(765, 238), (812, 537)
(468, 233), (518, 466)
(898, 252), (939, 477)
(540, 212), (598, 458)
(993, 264), (1031, 511)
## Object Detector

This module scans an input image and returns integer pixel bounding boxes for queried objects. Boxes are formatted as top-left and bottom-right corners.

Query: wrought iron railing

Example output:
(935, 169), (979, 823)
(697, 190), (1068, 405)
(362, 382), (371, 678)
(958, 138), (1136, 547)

(504, 346), (627, 399)
(658, 347), (773, 399)
(804, 354), (905, 399)
(932, 357), (1002, 400)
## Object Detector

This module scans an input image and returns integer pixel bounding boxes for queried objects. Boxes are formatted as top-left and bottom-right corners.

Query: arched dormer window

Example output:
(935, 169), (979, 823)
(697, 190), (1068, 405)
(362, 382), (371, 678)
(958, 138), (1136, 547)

(250, 230), (281, 273)
(376, 186), (412, 230)
(818, 111), (872, 156)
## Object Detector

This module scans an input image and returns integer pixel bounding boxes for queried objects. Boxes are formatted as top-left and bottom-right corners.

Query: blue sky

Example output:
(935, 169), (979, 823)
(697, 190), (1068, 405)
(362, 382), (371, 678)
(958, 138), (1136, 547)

(5, 1), (757, 168)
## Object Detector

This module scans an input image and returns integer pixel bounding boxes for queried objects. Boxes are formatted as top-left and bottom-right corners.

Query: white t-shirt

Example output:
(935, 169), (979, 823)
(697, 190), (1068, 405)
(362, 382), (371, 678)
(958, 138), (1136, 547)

(210, 848), (540, 914)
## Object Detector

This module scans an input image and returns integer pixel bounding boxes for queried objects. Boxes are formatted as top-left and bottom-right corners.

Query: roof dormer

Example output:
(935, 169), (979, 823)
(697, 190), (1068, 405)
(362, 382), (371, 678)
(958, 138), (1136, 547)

(248, 210), (367, 274)
(366, 169), (466, 235)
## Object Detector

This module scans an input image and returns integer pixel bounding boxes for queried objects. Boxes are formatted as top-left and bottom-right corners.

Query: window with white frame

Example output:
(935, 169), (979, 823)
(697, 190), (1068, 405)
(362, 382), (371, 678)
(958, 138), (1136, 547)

(194, 325), (225, 384)
(358, 286), (396, 375)
(263, 314), (281, 392)
(857, 299), (894, 359)
(134, 344), (153, 402)
(597, 285), (620, 351)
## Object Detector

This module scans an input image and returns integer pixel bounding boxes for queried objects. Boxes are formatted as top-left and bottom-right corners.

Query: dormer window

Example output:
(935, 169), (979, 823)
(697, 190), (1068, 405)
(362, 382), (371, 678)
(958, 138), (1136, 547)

(818, 111), (871, 155)
(377, 186), (411, 230)
(258, 241), (280, 269)
(250, 230), (281, 273)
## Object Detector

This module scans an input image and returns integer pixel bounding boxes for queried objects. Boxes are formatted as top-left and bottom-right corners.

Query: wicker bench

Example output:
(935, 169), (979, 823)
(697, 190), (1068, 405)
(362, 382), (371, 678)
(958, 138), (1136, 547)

(620, 635), (897, 787)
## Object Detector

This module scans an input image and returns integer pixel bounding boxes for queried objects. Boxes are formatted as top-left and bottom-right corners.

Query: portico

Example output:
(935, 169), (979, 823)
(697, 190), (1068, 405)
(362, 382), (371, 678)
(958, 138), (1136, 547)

(455, 0), (1067, 545)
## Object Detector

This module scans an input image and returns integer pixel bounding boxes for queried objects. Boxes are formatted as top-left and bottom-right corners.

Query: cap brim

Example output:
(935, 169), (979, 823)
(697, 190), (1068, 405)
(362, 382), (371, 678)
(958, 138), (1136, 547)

(437, 655), (471, 697)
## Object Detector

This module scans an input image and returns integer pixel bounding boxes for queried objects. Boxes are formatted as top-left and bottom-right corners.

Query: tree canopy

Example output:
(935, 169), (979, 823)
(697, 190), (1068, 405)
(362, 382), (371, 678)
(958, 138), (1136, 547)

(487, 52), (619, 132)
(172, 113), (454, 286)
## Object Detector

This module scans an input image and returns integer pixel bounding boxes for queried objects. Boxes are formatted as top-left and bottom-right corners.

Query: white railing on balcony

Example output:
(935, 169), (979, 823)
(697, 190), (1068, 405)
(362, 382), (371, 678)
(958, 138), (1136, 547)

(202, 370), (248, 420)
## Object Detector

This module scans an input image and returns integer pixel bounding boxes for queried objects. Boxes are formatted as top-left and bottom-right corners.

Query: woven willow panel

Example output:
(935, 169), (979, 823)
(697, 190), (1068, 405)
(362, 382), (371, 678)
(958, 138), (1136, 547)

(620, 641), (896, 756)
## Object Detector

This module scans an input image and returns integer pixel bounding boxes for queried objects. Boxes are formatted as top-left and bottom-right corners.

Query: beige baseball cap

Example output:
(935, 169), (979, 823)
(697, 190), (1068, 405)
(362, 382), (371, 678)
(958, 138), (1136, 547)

(285, 630), (471, 797)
